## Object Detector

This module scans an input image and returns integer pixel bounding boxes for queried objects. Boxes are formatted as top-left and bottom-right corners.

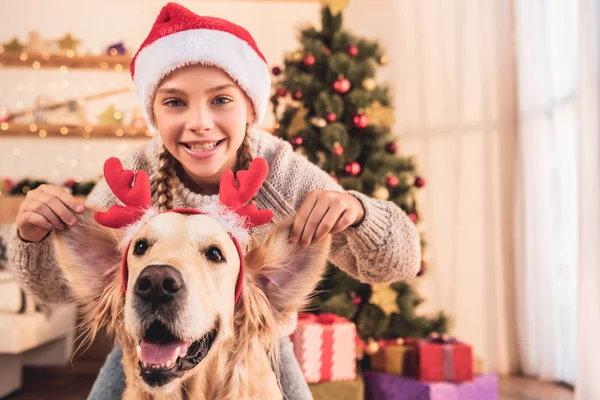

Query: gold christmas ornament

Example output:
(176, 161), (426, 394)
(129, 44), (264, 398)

(322, 0), (350, 16)
(288, 105), (309, 135)
(379, 54), (389, 66)
(362, 77), (376, 91)
(365, 338), (380, 356)
(370, 283), (399, 316)
(365, 101), (394, 128)
(311, 117), (327, 128)
(291, 51), (303, 62)
(373, 186), (389, 200)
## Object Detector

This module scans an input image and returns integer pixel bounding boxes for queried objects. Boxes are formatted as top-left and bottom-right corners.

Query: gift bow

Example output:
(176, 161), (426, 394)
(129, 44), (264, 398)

(427, 332), (458, 344)
(297, 313), (349, 325)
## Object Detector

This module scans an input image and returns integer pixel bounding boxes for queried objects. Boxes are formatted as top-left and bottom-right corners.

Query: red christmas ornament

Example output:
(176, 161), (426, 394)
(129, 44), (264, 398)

(386, 175), (399, 188)
(345, 161), (361, 176)
(292, 90), (303, 100)
(352, 113), (369, 129)
(289, 136), (303, 149)
(276, 87), (287, 97)
(333, 77), (351, 94)
(3, 178), (15, 192)
(0, 115), (10, 123)
(408, 212), (418, 223)
(272, 66), (281, 75)
(324, 112), (337, 123)
(385, 141), (398, 154)
(332, 142), (344, 156)
(324, 47), (332, 56)
(63, 178), (77, 188)
(352, 295), (362, 305)
(347, 45), (359, 57)
(414, 176), (426, 188)
(303, 54), (315, 66)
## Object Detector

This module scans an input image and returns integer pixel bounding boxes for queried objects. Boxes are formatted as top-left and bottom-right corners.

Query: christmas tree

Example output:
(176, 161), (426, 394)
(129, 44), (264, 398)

(270, 4), (448, 344)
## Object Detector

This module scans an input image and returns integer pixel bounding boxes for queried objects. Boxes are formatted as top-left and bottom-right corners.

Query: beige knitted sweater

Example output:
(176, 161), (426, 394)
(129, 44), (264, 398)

(9, 128), (421, 333)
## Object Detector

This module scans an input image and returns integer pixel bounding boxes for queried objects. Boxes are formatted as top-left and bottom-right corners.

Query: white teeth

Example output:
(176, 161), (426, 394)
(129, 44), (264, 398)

(136, 345), (141, 359)
(175, 346), (181, 357)
(166, 360), (172, 368)
(187, 141), (220, 151)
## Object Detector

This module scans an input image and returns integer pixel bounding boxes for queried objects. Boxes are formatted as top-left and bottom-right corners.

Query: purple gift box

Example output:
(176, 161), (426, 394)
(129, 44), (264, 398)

(364, 372), (498, 400)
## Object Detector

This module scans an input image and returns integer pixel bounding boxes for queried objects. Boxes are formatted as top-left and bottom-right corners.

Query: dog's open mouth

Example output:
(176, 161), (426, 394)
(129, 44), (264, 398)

(136, 320), (218, 387)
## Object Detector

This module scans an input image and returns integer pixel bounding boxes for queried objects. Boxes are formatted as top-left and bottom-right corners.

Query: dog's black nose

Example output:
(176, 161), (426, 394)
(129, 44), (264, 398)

(135, 265), (184, 303)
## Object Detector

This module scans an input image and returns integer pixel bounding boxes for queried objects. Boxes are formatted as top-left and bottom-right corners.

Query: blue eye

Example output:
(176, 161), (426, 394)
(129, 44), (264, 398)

(164, 99), (185, 108)
(213, 96), (231, 105)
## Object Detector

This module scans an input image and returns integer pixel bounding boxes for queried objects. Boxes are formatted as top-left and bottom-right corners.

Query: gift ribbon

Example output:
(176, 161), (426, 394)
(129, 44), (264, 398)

(442, 344), (454, 381)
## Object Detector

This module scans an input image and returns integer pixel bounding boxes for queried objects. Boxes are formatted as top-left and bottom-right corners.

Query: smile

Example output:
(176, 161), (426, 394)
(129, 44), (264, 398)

(180, 139), (225, 159)
(137, 320), (218, 387)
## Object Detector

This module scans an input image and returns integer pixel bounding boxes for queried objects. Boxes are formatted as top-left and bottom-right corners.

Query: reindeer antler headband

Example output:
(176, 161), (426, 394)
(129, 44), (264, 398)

(94, 157), (274, 303)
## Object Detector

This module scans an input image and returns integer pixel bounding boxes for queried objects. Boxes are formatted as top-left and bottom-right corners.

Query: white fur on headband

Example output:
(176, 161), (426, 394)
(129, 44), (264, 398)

(118, 205), (250, 251)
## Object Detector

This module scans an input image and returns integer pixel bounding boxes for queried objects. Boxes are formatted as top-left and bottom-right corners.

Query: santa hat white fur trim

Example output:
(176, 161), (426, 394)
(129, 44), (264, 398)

(133, 28), (271, 131)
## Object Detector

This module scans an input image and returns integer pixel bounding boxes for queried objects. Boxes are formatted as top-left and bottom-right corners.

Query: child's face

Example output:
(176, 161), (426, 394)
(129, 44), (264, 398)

(153, 65), (254, 187)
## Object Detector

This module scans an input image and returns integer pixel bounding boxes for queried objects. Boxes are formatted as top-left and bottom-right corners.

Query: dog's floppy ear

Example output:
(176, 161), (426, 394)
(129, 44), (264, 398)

(53, 207), (122, 303)
(245, 220), (330, 321)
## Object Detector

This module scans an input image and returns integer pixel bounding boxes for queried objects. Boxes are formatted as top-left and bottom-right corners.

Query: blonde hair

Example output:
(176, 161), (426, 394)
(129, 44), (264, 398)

(155, 126), (254, 210)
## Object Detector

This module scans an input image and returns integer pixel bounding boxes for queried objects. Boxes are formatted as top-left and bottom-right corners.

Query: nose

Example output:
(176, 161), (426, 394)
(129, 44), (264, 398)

(186, 104), (214, 133)
(135, 265), (184, 304)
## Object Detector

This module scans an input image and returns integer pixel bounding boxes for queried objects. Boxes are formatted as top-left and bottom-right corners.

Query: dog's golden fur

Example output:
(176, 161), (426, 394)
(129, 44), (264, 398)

(53, 209), (330, 399)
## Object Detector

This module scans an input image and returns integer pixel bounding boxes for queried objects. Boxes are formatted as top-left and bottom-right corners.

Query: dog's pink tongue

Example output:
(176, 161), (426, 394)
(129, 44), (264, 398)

(139, 340), (190, 365)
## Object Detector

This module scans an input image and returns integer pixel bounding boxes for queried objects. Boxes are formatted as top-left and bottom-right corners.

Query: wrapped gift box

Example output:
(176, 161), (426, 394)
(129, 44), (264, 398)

(309, 374), (364, 400)
(290, 313), (357, 383)
(370, 340), (416, 376)
(406, 336), (474, 383)
(364, 372), (499, 400)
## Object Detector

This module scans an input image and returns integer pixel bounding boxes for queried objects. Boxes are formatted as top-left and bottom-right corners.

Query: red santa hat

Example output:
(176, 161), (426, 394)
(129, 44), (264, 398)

(131, 2), (271, 131)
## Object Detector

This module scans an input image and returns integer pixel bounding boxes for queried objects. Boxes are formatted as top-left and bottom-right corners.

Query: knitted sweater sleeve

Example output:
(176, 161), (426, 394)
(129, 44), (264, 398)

(260, 134), (421, 283)
(7, 152), (137, 304)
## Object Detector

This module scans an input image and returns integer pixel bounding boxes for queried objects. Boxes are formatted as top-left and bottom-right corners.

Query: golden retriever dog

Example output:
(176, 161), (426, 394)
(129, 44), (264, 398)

(51, 158), (330, 399)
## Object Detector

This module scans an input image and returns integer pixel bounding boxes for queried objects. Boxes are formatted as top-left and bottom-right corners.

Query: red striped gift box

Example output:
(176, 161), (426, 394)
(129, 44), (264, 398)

(290, 313), (357, 383)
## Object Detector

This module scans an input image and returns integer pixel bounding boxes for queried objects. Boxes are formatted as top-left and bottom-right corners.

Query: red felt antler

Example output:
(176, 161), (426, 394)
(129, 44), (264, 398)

(219, 158), (274, 228)
(94, 157), (152, 228)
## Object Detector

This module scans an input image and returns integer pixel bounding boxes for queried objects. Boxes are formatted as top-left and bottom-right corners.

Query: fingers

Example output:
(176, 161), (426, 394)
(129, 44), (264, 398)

(39, 184), (85, 214)
(312, 202), (347, 244)
(32, 188), (77, 227)
(329, 209), (356, 235)
(289, 191), (319, 243)
(27, 199), (66, 230)
(19, 211), (53, 231)
(298, 198), (331, 247)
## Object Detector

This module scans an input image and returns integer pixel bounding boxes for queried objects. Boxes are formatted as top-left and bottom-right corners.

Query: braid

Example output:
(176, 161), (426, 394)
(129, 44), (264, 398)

(156, 145), (176, 212)
(235, 127), (254, 173)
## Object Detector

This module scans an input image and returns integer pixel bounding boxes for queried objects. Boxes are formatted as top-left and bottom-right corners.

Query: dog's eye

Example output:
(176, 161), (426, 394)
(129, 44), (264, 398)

(206, 247), (224, 262)
(133, 239), (149, 256)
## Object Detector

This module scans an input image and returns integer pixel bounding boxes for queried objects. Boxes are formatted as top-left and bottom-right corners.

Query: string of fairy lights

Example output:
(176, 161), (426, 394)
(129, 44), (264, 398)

(0, 37), (152, 194)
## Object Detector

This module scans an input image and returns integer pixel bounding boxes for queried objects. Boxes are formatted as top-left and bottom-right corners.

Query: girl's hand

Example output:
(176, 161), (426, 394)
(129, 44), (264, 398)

(15, 184), (85, 242)
(289, 190), (365, 247)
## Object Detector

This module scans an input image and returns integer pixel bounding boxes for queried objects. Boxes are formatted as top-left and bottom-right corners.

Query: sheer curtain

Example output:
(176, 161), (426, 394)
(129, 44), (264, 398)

(576, 0), (600, 397)
(513, 0), (578, 385)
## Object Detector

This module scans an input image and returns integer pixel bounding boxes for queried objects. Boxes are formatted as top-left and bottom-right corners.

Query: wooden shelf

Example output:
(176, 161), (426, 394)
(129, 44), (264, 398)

(0, 123), (150, 139)
(0, 51), (131, 71)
